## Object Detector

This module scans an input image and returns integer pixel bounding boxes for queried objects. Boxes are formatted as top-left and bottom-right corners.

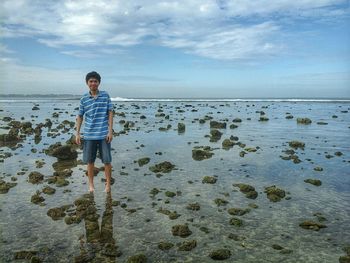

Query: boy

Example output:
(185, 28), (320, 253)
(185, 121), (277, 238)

(75, 71), (114, 193)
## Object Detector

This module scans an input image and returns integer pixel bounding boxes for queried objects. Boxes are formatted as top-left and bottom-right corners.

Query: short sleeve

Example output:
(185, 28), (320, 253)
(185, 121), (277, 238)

(78, 98), (85, 116)
(107, 95), (113, 111)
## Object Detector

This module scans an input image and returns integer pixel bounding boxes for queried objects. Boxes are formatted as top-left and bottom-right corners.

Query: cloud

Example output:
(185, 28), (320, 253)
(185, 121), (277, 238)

(1, 0), (348, 60)
(0, 59), (84, 94)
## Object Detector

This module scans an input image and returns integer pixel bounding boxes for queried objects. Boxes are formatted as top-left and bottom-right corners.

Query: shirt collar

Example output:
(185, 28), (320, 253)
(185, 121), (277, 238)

(89, 90), (100, 98)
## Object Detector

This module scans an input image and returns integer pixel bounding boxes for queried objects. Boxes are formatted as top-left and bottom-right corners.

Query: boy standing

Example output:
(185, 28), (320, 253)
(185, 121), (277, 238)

(75, 71), (114, 193)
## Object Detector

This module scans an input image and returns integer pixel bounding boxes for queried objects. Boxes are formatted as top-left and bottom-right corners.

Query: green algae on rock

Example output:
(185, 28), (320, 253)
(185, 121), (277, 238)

(127, 254), (147, 263)
(192, 146), (214, 161)
(210, 129), (223, 142)
(158, 241), (174, 250)
(202, 176), (217, 184)
(209, 249), (232, 260)
(214, 198), (229, 206)
(210, 121), (226, 129)
(137, 157), (150, 167)
(178, 239), (197, 251)
(177, 122), (186, 133)
(299, 221), (327, 231)
(149, 161), (175, 173)
(304, 179), (322, 186)
(31, 191), (45, 205)
(186, 202), (201, 211)
(227, 208), (250, 216)
(165, 191), (176, 198)
(288, 141), (305, 149)
(28, 171), (44, 184)
(222, 139), (234, 149)
(233, 183), (258, 199)
(297, 118), (312, 124)
(171, 224), (192, 237)
(0, 179), (17, 194)
(229, 217), (244, 226)
(264, 185), (286, 202)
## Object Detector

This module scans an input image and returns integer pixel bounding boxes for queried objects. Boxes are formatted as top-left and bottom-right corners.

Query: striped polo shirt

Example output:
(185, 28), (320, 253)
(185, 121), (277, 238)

(78, 90), (113, 140)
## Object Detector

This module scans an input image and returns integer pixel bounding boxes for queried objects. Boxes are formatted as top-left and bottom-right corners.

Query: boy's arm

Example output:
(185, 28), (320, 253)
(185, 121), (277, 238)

(75, 115), (83, 145)
(106, 110), (113, 143)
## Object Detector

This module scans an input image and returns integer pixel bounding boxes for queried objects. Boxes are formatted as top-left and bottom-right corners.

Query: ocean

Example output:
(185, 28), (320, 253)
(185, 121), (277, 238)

(0, 97), (349, 262)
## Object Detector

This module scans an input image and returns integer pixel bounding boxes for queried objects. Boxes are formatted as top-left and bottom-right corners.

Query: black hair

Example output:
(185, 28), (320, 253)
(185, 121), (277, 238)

(85, 71), (101, 83)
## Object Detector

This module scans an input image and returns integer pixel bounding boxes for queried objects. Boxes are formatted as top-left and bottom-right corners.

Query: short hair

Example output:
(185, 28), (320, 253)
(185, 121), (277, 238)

(85, 71), (101, 83)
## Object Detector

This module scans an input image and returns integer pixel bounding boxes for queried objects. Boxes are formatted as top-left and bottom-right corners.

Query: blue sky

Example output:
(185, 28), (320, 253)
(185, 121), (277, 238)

(1, 0), (349, 98)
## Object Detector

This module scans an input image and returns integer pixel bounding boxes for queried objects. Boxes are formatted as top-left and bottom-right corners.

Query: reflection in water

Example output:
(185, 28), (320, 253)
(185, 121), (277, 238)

(75, 192), (121, 262)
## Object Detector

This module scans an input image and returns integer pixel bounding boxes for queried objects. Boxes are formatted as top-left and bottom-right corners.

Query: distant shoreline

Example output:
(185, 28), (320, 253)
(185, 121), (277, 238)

(0, 94), (349, 102)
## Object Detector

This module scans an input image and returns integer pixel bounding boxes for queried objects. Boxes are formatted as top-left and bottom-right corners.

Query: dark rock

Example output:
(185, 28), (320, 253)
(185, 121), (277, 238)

(209, 249), (231, 260)
(172, 224), (192, 237)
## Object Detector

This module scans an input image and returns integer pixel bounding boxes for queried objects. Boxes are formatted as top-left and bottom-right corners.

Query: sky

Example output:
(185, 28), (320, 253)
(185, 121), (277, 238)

(0, 0), (350, 98)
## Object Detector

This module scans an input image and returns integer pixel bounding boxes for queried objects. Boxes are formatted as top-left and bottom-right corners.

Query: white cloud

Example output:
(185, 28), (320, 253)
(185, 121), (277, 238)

(0, 0), (348, 60)
(0, 59), (84, 94)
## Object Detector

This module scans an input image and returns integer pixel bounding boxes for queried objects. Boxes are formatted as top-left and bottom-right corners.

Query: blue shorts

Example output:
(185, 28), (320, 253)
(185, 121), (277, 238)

(83, 139), (112, 164)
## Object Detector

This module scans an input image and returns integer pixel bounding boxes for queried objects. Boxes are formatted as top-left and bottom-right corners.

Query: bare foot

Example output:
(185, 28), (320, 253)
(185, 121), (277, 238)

(89, 185), (95, 192)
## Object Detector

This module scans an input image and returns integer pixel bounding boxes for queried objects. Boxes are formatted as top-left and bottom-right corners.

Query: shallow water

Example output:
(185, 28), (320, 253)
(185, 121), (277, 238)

(0, 99), (349, 262)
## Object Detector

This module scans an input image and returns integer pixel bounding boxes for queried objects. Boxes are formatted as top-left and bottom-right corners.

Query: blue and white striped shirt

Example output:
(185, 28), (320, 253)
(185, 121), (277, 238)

(78, 90), (113, 140)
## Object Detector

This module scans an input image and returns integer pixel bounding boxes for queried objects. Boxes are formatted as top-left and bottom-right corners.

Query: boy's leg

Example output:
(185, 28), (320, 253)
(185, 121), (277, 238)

(83, 140), (98, 192)
(99, 139), (112, 192)
(87, 162), (95, 192)
(104, 163), (112, 192)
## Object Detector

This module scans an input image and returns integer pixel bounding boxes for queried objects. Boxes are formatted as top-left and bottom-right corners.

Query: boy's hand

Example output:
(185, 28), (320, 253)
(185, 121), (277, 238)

(75, 134), (81, 145)
(106, 131), (113, 143)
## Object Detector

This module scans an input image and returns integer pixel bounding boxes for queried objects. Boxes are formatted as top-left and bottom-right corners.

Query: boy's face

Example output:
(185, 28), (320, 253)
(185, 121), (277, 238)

(87, 78), (100, 92)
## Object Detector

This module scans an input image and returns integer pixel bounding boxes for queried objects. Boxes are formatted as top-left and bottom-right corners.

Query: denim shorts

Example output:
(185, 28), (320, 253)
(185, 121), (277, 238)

(83, 139), (112, 164)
